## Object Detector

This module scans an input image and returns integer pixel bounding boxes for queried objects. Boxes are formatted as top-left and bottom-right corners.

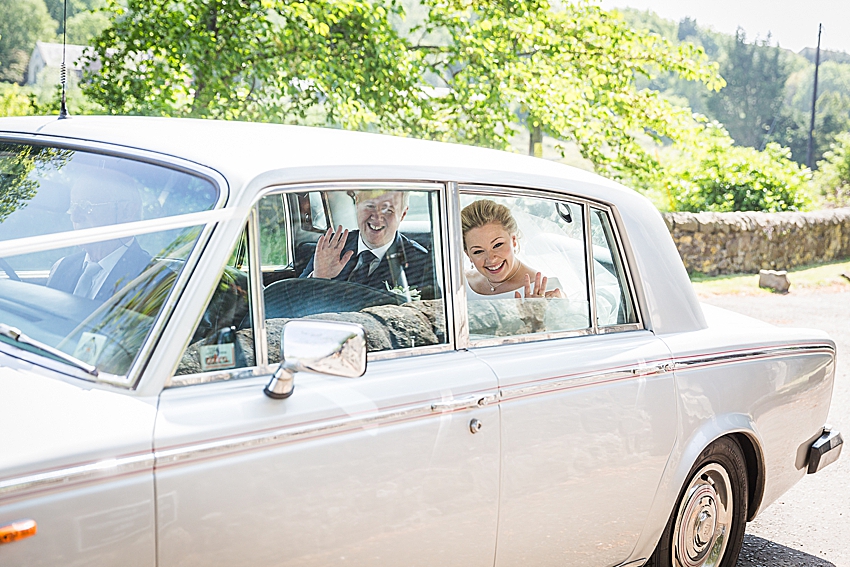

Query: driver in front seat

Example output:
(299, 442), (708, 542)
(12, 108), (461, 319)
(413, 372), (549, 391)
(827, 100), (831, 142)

(299, 190), (435, 298)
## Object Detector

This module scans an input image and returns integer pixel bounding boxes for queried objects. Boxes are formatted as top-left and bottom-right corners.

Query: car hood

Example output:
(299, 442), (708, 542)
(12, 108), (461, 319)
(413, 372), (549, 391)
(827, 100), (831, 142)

(0, 352), (157, 483)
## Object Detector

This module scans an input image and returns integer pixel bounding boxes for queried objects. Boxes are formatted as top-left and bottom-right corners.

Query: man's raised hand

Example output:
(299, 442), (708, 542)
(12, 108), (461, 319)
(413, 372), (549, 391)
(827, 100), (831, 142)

(312, 225), (354, 279)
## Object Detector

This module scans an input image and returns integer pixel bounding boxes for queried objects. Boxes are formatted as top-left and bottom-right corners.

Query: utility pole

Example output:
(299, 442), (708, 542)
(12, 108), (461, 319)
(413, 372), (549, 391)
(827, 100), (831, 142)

(806, 23), (822, 168)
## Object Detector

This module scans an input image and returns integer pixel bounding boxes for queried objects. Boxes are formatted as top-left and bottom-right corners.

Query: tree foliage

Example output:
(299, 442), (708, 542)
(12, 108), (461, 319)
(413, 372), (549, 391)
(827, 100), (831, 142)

(659, 124), (811, 212)
(414, 0), (724, 183)
(813, 132), (850, 207)
(0, 0), (57, 84)
(83, 0), (426, 133)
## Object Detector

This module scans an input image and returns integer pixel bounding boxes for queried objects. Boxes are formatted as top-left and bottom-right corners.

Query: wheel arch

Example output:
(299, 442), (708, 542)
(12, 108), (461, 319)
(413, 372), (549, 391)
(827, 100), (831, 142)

(628, 414), (766, 564)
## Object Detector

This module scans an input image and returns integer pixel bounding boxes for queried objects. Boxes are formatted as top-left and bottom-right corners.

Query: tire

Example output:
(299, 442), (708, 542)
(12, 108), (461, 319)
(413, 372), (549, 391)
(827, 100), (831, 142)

(648, 437), (748, 567)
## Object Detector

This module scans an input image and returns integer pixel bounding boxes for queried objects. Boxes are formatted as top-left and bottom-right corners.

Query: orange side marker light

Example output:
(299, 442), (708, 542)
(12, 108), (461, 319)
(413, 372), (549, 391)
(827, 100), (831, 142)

(0, 519), (37, 545)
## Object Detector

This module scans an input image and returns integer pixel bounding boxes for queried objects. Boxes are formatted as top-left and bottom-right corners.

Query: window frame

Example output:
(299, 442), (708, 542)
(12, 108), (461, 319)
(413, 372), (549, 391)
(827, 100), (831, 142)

(456, 184), (643, 349)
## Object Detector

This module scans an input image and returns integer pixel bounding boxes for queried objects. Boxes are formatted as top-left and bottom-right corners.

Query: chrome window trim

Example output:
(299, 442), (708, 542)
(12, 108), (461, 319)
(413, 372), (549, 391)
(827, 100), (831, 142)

(168, 366), (267, 388)
(597, 324), (644, 334)
(0, 134), (230, 390)
(247, 208), (270, 372)
(368, 343), (455, 361)
(445, 181), (469, 350)
(584, 202), (599, 334)
(590, 205), (643, 329)
(469, 328), (595, 348)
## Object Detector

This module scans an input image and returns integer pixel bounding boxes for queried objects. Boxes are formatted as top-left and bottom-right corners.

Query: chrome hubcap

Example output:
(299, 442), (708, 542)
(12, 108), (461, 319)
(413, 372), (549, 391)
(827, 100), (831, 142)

(673, 464), (733, 567)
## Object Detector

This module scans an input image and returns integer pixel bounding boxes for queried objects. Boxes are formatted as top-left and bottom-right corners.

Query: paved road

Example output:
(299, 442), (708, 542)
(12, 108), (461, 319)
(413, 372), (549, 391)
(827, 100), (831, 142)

(700, 290), (850, 567)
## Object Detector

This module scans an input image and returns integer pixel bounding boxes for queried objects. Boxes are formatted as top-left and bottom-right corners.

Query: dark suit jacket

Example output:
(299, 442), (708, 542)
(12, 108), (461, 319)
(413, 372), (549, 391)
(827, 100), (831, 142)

(47, 240), (153, 301)
(299, 231), (436, 296)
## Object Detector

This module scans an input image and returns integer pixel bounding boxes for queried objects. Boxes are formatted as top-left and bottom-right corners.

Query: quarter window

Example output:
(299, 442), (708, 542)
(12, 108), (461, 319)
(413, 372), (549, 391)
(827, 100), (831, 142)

(590, 208), (638, 326)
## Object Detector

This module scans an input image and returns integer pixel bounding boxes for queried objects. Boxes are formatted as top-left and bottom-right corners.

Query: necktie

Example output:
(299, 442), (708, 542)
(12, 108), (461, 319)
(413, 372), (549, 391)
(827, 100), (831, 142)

(73, 261), (103, 299)
(348, 250), (378, 284)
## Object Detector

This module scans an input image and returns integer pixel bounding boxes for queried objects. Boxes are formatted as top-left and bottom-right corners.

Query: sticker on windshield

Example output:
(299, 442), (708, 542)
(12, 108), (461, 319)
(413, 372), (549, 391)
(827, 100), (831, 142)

(74, 332), (107, 365)
(199, 344), (236, 372)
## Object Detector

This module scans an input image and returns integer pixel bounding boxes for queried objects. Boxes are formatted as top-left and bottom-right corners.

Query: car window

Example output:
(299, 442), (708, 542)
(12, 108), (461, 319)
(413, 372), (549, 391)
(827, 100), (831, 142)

(260, 187), (447, 357)
(176, 228), (254, 376)
(0, 142), (219, 379)
(590, 208), (638, 326)
(459, 192), (591, 341)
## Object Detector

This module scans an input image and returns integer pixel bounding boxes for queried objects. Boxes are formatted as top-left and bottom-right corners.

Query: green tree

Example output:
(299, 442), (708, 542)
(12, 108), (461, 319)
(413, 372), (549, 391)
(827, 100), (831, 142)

(415, 0), (724, 183)
(705, 29), (794, 149)
(65, 10), (110, 44)
(813, 132), (850, 207)
(43, 0), (104, 33)
(0, 0), (58, 83)
(659, 124), (811, 212)
(83, 0), (426, 133)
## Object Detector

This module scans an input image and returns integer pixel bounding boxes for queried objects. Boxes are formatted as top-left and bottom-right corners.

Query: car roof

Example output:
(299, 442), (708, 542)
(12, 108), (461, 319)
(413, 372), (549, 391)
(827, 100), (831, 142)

(0, 115), (706, 335)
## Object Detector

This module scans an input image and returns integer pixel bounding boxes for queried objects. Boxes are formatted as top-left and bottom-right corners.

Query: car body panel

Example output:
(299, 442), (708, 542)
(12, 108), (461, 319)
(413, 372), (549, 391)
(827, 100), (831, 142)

(153, 352), (500, 567)
(0, 355), (156, 567)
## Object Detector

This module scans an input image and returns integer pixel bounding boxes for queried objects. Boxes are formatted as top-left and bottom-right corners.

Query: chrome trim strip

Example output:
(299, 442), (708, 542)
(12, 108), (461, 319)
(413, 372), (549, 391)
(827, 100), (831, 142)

(445, 181), (469, 349)
(154, 398), (452, 468)
(367, 343), (454, 361)
(672, 344), (835, 372)
(0, 454), (154, 501)
(584, 202), (599, 334)
(500, 362), (670, 403)
(469, 327), (594, 348)
(247, 208), (270, 372)
(168, 366), (265, 388)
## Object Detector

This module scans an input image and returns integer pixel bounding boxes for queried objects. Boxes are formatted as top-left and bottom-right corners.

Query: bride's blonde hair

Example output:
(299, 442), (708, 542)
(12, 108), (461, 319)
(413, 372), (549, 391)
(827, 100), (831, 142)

(461, 199), (518, 249)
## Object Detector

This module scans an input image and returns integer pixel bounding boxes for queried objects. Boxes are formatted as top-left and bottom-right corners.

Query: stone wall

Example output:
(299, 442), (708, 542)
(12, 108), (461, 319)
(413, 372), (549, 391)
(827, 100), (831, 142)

(662, 208), (850, 276)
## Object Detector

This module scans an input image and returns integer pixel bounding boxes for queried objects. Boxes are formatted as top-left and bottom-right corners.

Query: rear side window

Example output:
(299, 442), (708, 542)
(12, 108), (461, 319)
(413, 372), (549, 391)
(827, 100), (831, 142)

(459, 189), (640, 343)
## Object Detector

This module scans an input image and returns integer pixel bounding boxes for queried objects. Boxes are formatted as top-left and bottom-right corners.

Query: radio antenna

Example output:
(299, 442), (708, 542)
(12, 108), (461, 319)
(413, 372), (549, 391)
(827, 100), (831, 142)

(58, 0), (70, 119)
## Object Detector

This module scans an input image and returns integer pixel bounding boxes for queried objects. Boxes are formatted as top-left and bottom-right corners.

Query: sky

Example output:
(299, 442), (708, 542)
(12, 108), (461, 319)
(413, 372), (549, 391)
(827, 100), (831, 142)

(599, 0), (850, 54)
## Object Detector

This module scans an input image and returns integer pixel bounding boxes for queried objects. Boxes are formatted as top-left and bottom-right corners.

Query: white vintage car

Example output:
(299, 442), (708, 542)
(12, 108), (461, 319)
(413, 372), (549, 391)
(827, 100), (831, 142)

(0, 116), (842, 567)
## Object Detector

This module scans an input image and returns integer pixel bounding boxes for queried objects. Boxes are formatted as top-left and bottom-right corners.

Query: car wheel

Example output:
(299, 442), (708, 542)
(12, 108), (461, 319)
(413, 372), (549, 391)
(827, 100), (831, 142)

(648, 437), (748, 567)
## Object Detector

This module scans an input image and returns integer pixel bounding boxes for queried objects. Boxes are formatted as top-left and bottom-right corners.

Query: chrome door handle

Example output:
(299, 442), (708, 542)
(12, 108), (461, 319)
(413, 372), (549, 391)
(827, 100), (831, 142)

(431, 394), (496, 413)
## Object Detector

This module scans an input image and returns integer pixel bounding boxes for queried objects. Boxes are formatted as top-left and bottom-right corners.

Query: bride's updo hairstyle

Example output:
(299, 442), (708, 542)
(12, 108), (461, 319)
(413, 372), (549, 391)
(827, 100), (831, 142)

(461, 199), (518, 250)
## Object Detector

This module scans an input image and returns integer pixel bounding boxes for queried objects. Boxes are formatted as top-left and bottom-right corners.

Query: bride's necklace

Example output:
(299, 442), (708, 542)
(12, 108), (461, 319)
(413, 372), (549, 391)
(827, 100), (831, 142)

(485, 261), (521, 292)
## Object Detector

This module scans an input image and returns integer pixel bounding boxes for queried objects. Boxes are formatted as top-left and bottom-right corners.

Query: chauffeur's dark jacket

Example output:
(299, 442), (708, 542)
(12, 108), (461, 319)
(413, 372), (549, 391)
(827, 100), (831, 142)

(299, 231), (436, 296)
(46, 240), (153, 301)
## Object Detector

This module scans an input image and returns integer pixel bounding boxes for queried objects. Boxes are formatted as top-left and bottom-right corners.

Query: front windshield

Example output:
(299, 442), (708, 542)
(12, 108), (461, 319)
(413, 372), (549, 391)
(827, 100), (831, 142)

(0, 142), (219, 379)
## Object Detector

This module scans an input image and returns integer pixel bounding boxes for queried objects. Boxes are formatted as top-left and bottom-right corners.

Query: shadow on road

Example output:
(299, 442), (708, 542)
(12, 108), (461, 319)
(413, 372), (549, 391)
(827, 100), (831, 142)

(737, 535), (836, 567)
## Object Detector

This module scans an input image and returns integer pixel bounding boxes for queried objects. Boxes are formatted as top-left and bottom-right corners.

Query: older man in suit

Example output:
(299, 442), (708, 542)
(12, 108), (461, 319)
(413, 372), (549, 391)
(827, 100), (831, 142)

(47, 170), (153, 301)
(300, 190), (435, 298)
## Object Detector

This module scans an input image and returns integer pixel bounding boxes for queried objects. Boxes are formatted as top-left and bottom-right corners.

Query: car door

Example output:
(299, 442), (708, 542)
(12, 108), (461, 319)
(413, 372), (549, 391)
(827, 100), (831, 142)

(456, 188), (677, 567)
(153, 183), (501, 567)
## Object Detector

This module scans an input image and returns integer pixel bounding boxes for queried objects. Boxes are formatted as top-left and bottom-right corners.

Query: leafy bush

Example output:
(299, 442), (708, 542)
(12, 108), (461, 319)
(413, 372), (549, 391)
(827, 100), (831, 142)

(813, 132), (850, 208)
(658, 124), (811, 212)
(0, 83), (35, 117)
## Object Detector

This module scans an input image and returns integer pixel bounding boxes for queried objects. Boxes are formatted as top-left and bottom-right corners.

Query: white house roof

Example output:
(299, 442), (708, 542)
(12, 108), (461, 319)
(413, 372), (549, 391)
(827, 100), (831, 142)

(31, 42), (93, 70)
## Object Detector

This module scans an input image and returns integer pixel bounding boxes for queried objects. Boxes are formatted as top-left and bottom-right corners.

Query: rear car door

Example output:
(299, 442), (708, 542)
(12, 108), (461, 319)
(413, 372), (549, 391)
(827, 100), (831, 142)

(456, 187), (677, 567)
(154, 183), (501, 567)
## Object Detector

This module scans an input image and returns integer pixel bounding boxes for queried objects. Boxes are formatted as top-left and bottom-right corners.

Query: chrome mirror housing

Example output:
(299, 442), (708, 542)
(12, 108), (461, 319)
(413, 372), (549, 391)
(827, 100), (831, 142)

(264, 320), (367, 399)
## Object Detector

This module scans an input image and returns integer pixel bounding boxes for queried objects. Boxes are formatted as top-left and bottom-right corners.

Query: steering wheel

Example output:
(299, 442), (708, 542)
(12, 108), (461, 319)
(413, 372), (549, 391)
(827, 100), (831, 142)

(0, 258), (20, 282)
(264, 277), (404, 320)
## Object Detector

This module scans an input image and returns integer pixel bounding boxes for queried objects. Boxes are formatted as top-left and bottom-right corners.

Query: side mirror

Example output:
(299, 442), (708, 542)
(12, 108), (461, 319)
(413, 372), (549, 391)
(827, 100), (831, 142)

(264, 320), (367, 399)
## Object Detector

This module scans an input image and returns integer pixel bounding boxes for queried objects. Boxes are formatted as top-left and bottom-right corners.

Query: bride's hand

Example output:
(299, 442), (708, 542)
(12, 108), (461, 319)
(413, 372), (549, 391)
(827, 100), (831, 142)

(514, 272), (563, 299)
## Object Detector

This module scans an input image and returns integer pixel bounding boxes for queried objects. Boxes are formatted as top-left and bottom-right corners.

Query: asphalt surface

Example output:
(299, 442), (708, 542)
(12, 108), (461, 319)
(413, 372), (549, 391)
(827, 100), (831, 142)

(700, 289), (850, 567)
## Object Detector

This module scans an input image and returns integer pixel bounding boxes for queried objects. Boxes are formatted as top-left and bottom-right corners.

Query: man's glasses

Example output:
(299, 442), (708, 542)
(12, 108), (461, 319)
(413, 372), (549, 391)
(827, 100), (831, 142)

(67, 201), (116, 216)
